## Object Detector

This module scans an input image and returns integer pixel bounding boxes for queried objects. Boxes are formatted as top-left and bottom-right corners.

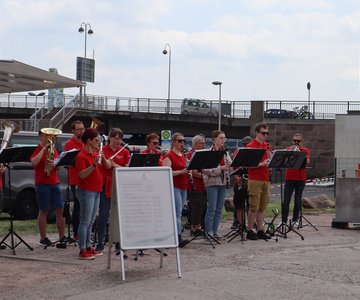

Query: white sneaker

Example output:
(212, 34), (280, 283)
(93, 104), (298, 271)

(213, 232), (223, 239)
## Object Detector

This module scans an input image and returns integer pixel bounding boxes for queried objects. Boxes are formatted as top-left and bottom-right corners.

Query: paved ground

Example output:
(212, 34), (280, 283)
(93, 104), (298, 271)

(0, 213), (359, 300)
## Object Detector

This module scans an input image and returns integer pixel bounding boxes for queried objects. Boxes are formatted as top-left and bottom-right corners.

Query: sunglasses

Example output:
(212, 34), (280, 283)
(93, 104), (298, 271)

(260, 132), (269, 136)
(293, 139), (301, 143)
(176, 139), (185, 143)
(151, 141), (159, 145)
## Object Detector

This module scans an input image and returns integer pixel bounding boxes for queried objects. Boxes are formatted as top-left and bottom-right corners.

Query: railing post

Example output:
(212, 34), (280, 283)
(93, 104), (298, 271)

(148, 98), (150, 113)
(312, 101), (315, 119)
(137, 98), (139, 112)
(7, 93), (10, 107)
(347, 101), (350, 113)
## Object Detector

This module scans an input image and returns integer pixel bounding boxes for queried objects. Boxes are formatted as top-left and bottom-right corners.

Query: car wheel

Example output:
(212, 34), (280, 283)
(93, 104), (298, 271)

(14, 189), (38, 220)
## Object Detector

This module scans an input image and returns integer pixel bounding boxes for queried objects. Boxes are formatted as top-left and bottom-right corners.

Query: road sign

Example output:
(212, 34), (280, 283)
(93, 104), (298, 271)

(76, 57), (95, 83)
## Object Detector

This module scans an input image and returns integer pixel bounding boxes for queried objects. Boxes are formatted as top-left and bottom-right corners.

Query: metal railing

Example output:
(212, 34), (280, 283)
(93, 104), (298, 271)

(1, 93), (359, 119)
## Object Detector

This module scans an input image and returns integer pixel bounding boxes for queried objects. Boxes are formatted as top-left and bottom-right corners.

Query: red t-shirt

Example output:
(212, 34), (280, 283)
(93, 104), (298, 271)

(64, 136), (84, 185)
(75, 148), (104, 192)
(285, 146), (310, 181)
(141, 148), (163, 166)
(246, 139), (270, 182)
(30, 145), (60, 185)
(164, 150), (188, 190)
(186, 149), (205, 192)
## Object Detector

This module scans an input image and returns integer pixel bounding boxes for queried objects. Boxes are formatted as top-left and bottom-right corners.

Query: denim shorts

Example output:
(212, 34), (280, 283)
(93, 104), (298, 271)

(35, 184), (63, 211)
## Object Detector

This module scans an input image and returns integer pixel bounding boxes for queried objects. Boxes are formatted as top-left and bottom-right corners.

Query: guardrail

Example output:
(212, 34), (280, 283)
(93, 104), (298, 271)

(0, 94), (359, 119)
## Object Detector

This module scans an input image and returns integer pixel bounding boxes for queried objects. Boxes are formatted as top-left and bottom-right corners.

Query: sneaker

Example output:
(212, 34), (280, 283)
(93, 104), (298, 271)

(87, 247), (103, 256)
(231, 223), (240, 230)
(56, 236), (68, 249)
(39, 237), (53, 247)
(257, 230), (271, 240)
(213, 232), (223, 239)
(95, 243), (104, 252)
(291, 220), (299, 228)
(79, 250), (95, 260)
(246, 230), (258, 240)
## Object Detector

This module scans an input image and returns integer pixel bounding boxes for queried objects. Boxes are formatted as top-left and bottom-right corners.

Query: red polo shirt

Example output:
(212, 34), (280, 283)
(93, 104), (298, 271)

(285, 146), (310, 181)
(75, 148), (103, 192)
(246, 139), (270, 182)
(30, 145), (60, 185)
(164, 150), (187, 190)
(64, 136), (84, 185)
(141, 147), (163, 166)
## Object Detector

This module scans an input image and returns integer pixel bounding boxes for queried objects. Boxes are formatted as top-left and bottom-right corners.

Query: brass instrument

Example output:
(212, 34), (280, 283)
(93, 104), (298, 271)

(291, 144), (300, 151)
(40, 128), (62, 176)
(90, 117), (104, 129)
(0, 121), (20, 154)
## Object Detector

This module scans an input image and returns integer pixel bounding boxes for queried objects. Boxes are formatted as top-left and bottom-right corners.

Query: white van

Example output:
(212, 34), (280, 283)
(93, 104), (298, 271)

(181, 98), (218, 116)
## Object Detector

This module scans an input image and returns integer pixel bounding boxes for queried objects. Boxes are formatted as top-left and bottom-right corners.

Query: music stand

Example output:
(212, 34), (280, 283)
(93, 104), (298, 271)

(225, 148), (265, 242)
(268, 150), (306, 241)
(0, 146), (36, 254)
(184, 149), (225, 248)
(128, 153), (160, 167)
(53, 149), (81, 248)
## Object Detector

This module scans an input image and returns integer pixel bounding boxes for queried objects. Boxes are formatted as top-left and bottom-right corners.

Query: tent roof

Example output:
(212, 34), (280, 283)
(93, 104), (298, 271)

(0, 60), (84, 93)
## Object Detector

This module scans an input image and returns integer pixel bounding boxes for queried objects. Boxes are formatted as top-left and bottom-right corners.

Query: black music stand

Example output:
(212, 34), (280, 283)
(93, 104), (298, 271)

(0, 146), (36, 254)
(128, 153), (161, 167)
(225, 148), (265, 242)
(184, 149), (225, 248)
(53, 149), (81, 248)
(268, 150), (306, 241)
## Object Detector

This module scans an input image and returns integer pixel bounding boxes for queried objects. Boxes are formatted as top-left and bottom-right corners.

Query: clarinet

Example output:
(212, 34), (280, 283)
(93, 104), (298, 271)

(224, 149), (232, 189)
(183, 149), (196, 191)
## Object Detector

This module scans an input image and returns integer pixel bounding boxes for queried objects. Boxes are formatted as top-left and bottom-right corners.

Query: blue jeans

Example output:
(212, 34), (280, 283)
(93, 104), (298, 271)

(205, 185), (226, 234)
(97, 190), (111, 246)
(78, 188), (100, 250)
(174, 188), (187, 235)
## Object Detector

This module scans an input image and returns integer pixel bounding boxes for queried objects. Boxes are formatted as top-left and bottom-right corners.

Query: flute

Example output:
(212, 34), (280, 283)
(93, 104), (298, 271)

(98, 143), (103, 164)
(109, 143), (129, 160)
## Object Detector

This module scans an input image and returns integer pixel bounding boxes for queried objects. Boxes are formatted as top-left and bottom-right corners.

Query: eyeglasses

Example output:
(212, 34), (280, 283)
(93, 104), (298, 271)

(260, 132), (269, 135)
(151, 141), (159, 145)
(176, 139), (185, 143)
(75, 128), (85, 131)
(293, 139), (301, 143)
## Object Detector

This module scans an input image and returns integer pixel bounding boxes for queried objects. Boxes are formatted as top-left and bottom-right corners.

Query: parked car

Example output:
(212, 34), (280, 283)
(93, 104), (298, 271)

(264, 109), (296, 119)
(181, 98), (218, 116)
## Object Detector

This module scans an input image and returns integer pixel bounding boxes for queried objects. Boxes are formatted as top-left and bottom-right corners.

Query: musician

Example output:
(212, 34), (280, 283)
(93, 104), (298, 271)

(64, 120), (85, 240)
(282, 133), (311, 226)
(163, 132), (189, 248)
(30, 130), (66, 247)
(0, 165), (6, 250)
(245, 123), (272, 240)
(186, 134), (207, 235)
(141, 133), (164, 165)
(75, 128), (111, 260)
(95, 128), (130, 253)
(202, 130), (229, 239)
(231, 136), (252, 230)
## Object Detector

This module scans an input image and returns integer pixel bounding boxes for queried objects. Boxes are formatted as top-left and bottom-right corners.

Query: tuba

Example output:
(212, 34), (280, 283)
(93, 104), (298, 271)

(40, 128), (62, 176)
(0, 121), (21, 155)
(90, 117), (104, 129)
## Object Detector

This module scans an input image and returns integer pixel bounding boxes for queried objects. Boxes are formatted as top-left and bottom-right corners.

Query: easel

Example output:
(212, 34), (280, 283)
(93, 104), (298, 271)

(225, 148), (265, 243)
(183, 149), (225, 248)
(52, 149), (81, 248)
(268, 150), (306, 241)
(0, 146), (36, 254)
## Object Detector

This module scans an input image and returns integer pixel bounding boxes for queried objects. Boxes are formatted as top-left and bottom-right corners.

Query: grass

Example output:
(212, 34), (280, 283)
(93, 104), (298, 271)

(0, 214), (58, 237)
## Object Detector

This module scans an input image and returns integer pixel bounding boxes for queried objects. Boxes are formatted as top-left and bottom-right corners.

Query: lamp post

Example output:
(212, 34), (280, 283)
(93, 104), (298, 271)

(78, 22), (94, 104)
(307, 82), (311, 117)
(162, 43), (171, 114)
(212, 81), (222, 130)
(28, 92), (46, 132)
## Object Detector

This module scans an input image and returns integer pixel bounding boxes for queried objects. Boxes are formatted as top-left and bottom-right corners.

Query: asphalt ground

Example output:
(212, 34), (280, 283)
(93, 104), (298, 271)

(0, 213), (359, 300)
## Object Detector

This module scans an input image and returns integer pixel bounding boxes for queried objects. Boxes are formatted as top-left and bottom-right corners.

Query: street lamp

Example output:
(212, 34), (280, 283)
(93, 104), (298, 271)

(78, 22), (94, 103)
(28, 92), (46, 132)
(162, 43), (171, 114)
(212, 81), (222, 130)
(307, 82), (311, 118)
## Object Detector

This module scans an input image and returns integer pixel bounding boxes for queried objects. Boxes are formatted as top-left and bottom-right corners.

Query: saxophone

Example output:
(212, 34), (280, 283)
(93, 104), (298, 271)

(41, 128), (62, 176)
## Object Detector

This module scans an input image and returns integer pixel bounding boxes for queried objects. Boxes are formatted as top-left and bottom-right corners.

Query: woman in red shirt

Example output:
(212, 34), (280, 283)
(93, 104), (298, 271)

(163, 132), (189, 247)
(141, 132), (163, 165)
(75, 128), (111, 260)
(95, 128), (130, 252)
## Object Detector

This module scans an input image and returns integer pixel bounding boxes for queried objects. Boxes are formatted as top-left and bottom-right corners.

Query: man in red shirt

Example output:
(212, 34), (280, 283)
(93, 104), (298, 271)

(31, 130), (65, 247)
(282, 133), (311, 226)
(246, 122), (271, 240)
(64, 120), (84, 240)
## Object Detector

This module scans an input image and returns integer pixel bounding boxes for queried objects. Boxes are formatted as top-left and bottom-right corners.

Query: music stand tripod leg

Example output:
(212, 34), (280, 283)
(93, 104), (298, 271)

(298, 205), (318, 231)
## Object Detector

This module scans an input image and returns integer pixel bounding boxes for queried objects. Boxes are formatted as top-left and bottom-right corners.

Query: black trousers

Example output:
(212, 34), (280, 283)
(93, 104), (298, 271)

(282, 180), (305, 223)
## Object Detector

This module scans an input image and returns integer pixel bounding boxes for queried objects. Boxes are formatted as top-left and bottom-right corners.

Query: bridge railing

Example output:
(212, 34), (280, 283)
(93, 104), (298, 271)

(0, 94), (359, 119)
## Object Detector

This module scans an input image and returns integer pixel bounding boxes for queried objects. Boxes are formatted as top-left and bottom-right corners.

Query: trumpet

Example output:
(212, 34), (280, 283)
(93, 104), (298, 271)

(90, 117), (104, 129)
(41, 128), (62, 176)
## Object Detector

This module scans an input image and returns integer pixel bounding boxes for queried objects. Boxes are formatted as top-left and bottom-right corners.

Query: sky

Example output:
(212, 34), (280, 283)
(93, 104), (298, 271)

(0, 0), (359, 101)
